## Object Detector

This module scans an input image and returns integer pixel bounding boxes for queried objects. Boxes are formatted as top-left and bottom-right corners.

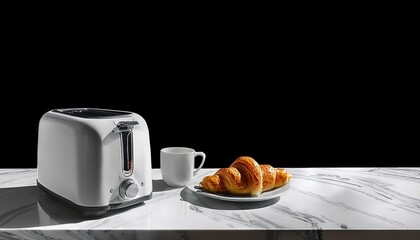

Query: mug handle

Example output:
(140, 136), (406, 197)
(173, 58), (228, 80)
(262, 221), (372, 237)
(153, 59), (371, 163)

(193, 152), (206, 175)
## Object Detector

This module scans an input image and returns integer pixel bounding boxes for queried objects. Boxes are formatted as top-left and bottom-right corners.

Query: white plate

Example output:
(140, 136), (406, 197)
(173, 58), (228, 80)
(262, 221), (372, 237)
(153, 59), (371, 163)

(187, 181), (291, 202)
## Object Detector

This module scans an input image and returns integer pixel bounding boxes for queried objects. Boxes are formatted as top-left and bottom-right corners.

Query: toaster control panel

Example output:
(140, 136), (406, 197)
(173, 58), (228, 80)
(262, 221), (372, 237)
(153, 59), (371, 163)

(119, 179), (139, 199)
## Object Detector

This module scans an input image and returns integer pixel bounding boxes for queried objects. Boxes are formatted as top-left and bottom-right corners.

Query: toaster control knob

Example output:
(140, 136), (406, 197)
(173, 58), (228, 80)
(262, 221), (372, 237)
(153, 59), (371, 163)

(119, 180), (139, 199)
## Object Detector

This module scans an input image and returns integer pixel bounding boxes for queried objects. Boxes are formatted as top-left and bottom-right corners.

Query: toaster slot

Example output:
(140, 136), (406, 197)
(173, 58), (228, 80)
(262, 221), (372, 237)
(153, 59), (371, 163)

(113, 121), (139, 176)
(121, 131), (133, 174)
(53, 108), (132, 118)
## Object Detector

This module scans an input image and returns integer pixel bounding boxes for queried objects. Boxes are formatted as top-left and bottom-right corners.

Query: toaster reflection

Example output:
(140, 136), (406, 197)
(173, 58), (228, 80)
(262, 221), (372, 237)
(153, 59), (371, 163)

(37, 187), (88, 226)
(0, 186), (151, 228)
(37, 187), (150, 226)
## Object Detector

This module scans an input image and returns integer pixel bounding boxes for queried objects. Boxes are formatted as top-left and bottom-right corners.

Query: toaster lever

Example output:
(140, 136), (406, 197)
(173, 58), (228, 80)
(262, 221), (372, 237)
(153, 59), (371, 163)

(113, 121), (139, 132)
(114, 121), (139, 176)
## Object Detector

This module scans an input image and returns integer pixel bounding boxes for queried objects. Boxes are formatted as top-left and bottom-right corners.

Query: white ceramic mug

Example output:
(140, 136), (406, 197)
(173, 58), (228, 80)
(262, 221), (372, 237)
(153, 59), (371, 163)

(160, 147), (206, 187)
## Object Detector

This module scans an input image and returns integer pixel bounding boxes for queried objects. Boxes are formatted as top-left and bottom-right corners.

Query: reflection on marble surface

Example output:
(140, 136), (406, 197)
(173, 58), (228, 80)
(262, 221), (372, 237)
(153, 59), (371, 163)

(0, 184), (142, 229)
(2, 230), (420, 240)
(1, 168), (420, 239)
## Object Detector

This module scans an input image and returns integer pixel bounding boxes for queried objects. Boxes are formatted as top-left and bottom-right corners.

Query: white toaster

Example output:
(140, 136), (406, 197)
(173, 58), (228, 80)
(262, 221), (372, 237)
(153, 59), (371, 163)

(37, 108), (153, 216)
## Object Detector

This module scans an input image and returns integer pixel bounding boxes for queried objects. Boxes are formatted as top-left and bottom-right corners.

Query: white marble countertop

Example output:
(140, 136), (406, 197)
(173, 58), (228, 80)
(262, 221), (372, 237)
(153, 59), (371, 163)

(1, 168), (420, 239)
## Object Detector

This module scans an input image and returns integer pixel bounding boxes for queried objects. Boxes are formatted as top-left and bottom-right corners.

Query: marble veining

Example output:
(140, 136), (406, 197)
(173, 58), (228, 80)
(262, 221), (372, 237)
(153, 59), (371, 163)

(0, 168), (419, 239)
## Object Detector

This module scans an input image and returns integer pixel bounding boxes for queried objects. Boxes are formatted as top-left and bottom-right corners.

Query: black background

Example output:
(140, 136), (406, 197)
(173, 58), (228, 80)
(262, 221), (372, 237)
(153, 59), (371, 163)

(2, 79), (416, 169)
(1, 14), (416, 169)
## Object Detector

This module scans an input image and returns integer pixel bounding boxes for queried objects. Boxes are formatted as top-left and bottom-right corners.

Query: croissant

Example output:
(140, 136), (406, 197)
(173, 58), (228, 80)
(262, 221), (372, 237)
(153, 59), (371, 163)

(199, 156), (292, 197)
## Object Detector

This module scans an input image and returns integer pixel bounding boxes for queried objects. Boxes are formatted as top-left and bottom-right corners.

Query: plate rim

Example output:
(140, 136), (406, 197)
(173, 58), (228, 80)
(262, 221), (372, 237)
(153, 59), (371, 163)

(187, 181), (291, 202)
